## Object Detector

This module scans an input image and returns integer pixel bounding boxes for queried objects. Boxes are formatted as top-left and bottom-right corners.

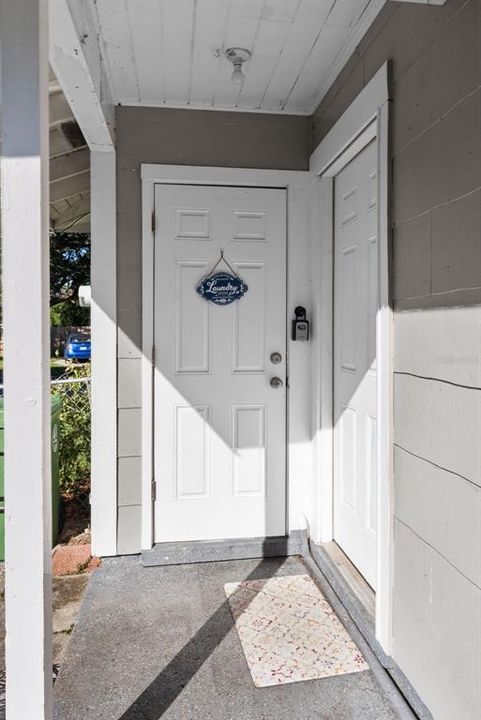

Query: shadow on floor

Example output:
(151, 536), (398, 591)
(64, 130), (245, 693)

(118, 557), (282, 720)
(54, 554), (401, 720)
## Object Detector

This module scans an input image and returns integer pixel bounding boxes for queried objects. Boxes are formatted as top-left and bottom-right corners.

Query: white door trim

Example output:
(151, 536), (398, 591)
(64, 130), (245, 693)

(309, 62), (393, 653)
(141, 165), (313, 552)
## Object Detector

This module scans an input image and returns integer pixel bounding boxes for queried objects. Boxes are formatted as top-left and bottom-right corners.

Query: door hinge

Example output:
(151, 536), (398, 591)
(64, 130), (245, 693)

(151, 479), (157, 502)
(151, 210), (156, 233)
(152, 344), (156, 365)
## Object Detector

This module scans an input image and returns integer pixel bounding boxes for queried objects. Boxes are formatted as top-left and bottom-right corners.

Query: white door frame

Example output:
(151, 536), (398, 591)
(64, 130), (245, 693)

(309, 62), (394, 653)
(140, 165), (313, 552)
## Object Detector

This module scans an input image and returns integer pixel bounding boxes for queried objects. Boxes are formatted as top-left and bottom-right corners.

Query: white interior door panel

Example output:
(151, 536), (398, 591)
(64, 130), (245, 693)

(154, 184), (287, 542)
(333, 140), (378, 589)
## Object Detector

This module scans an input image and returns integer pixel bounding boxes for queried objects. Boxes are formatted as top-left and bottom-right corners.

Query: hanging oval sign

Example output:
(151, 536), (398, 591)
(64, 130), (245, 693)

(196, 271), (248, 306)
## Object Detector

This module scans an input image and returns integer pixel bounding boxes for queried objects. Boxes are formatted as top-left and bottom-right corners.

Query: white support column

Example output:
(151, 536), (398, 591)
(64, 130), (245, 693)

(0, 1), (52, 718)
(50, 0), (117, 557)
(90, 151), (117, 557)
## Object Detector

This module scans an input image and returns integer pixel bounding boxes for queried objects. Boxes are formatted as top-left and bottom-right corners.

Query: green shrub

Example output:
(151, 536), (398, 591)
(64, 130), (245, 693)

(54, 362), (91, 496)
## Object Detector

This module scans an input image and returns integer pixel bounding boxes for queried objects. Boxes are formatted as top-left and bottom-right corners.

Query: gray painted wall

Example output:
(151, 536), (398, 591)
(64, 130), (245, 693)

(114, 2), (480, 715)
(311, 1), (480, 717)
(115, 107), (311, 553)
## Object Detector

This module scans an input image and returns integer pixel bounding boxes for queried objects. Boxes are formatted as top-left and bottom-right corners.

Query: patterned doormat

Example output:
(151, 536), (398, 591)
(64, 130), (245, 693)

(224, 573), (368, 687)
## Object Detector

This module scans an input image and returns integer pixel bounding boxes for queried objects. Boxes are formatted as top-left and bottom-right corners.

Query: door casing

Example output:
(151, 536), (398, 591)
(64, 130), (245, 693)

(141, 165), (313, 552)
(309, 62), (393, 654)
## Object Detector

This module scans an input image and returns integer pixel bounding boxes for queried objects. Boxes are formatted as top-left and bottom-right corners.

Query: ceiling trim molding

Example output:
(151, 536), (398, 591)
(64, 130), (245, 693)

(117, 100), (312, 116)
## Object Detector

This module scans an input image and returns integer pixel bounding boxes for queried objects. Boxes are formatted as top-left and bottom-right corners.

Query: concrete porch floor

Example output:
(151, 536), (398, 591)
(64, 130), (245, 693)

(54, 556), (413, 720)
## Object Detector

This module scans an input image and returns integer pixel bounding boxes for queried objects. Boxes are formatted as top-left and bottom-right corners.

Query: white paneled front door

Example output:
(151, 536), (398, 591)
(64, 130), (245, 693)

(333, 140), (378, 589)
(153, 184), (287, 543)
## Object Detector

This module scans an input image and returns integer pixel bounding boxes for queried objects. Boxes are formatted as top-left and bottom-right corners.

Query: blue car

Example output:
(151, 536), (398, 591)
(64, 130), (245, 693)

(64, 332), (91, 361)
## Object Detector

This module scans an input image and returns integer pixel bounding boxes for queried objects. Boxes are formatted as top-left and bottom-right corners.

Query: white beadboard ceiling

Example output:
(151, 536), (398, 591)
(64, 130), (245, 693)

(91, 0), (385, 115)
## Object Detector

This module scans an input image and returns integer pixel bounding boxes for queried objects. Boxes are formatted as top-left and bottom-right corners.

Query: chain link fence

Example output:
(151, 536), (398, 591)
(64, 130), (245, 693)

(51, 363), (91, 542)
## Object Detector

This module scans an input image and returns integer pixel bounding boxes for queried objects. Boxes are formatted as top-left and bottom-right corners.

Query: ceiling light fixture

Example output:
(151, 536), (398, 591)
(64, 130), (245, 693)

(225, 47), (251, 85)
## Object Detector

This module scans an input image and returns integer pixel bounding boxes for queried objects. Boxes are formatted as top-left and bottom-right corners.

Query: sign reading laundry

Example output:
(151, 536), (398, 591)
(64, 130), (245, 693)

(196, 271), (248, 306)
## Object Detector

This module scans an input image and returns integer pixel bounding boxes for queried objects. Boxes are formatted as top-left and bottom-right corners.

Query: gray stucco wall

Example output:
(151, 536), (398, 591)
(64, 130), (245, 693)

(115, 107), (311, 553)
(311, 1), (480, 717)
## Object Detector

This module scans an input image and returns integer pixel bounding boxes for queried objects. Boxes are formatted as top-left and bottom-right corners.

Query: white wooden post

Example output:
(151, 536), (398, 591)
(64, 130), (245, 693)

(0, 1), (52, 718)
(90, 151), (117, 557)
(49, 0), (117, 557)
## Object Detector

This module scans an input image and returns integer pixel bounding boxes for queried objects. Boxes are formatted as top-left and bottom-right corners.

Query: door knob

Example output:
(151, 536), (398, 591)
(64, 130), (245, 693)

(270, 376), (283, 389)
(270, 352), (282, 365)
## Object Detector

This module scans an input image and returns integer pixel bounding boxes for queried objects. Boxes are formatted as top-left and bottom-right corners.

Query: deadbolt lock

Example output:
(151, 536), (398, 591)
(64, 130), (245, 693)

(270, 352), (282, 365)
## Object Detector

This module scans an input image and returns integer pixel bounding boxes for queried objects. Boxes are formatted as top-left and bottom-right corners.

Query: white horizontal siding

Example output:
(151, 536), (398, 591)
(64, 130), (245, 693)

(394, 446), (481, 588)
(117, 359), (142, 410)
(393, 520), (481, 720)
(394, 306), (481, 389)
(118, 408), (142, 457)
(394, 373), (481, 486)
